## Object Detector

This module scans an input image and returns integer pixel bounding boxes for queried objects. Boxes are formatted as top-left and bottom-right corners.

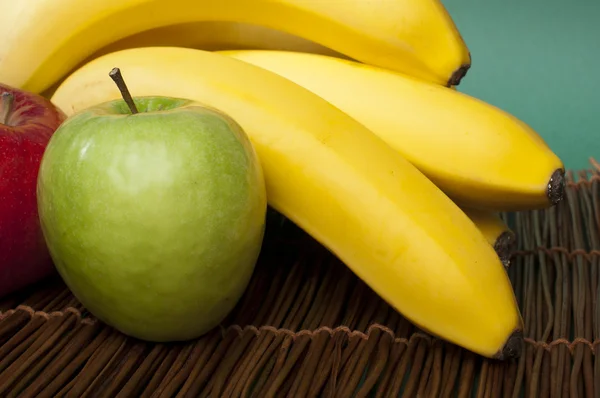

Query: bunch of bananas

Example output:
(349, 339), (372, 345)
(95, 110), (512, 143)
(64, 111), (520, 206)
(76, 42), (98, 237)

(0, 0), (564, 360)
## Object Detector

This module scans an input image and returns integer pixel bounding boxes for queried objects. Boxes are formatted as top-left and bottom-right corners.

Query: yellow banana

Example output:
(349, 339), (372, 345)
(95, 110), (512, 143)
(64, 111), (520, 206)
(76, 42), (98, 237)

(39, 21), (350, 100)
(39, 21), (349, 100)
(463, 208), (516, 268)
(0, 0), (470, 94)
(95, 21), (348, 59)
(51, 47), (522, 360)
(219, 50), (565, 211)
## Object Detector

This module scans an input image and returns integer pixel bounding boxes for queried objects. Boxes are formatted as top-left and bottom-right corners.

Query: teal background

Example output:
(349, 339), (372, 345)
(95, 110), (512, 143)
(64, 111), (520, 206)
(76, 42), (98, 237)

(443, 0), (599, 171)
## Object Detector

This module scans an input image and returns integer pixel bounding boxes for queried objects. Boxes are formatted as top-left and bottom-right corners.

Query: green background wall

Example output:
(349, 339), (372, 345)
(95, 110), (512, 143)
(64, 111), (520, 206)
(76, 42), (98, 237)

(443, 0), (599, 171)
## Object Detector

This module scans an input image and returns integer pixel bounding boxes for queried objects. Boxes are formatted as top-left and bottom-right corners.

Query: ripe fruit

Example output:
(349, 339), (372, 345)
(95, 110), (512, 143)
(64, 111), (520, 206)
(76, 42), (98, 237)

(50, 48), (523, 359)
(37, 69), (267, 342)
(462, 207), (516, 267)
(0, 0), (470, 93)
(220, 50), (565, 211)
(0, 83), (66, 298)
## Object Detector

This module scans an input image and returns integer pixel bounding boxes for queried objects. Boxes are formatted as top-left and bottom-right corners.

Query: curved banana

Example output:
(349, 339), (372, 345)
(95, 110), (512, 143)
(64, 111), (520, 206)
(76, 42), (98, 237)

(463, 208), (516, 268)
(39, 21), (350, 99)
(219, 50), (565, 211)
(0, 0), (470, 94)
(51, 47), (521, 360)
(95, 21), (348, 59)
(38, 21), (350, 99)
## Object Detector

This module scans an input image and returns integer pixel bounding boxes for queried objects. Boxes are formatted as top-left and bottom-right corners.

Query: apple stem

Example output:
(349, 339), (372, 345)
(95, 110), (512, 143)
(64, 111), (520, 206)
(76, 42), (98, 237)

(109, 67), (139, 114)
(0, 92), (14, 125)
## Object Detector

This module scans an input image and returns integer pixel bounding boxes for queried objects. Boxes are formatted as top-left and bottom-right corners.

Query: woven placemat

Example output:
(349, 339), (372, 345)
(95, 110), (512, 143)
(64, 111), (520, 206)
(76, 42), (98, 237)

(1, 165), (599, 397)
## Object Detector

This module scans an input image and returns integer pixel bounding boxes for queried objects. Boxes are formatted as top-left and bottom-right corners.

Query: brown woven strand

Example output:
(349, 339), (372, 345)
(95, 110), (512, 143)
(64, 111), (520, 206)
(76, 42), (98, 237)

(0, 164), (599, 397)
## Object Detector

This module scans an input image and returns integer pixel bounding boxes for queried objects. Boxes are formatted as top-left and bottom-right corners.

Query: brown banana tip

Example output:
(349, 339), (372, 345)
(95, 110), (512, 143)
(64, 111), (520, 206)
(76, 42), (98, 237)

(547, 168), (566, 206)
(494, 231), (516, 268)
(447, 60), (471, 87)
(493, 329), (524, 361)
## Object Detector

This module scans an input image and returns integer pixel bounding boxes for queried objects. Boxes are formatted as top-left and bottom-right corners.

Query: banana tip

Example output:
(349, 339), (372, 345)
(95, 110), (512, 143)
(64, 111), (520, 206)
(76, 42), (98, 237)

(547, 168), (566, 206)
(447, 61), (471, 87)
(493, 329), (523, 361)
(494, 231), (516, 268)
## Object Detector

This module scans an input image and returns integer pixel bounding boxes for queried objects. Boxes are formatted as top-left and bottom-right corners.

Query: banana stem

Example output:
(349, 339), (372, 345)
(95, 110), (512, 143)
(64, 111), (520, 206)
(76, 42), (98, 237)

(109, 67), (139, 114)
(0, 92), (14, 125)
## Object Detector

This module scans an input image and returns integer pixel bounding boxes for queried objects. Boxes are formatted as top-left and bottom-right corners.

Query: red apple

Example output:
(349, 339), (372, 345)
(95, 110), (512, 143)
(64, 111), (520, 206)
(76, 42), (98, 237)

(0, 83), (66, 298)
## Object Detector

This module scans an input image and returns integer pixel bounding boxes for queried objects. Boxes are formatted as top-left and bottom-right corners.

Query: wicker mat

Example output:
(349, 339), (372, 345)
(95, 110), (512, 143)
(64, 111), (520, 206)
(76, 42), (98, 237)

(1, 165), (599, 398)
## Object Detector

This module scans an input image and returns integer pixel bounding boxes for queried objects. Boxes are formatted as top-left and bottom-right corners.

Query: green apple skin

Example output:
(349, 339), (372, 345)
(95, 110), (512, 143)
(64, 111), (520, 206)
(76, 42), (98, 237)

(37, 96), (267, 342)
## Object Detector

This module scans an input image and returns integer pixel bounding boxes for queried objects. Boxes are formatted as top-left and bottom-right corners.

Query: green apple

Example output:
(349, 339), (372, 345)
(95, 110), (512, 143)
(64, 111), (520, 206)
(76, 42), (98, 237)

(36, 69), (267, 342)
